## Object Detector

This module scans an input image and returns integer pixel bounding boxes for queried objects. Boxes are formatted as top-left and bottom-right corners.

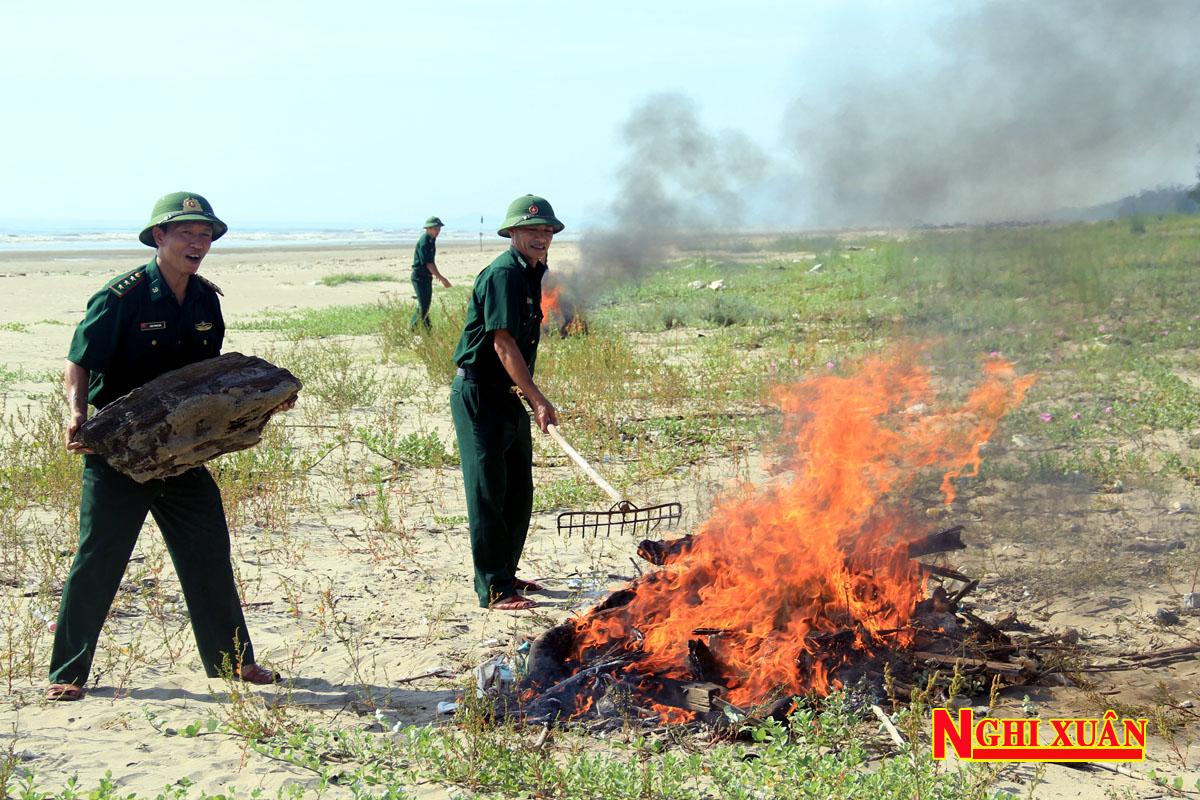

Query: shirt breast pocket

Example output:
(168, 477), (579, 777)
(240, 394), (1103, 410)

(136, 321), (171, 366)
(187, 319), (222, 359)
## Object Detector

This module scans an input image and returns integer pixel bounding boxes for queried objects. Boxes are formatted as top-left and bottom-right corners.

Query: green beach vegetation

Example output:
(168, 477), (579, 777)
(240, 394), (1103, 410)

(3, 216), (1200, 797)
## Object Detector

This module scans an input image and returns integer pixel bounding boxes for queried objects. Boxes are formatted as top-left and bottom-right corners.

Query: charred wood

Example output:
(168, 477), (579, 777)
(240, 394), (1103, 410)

(686, 639), (729, 684)
(637, 535), (694, 566)
(919, 563), (972, 583)
(905, 526), (966, 558)
(911, 650), (1037, 680)
(524, 622), (578, 690)
(522, 654), (637, 723)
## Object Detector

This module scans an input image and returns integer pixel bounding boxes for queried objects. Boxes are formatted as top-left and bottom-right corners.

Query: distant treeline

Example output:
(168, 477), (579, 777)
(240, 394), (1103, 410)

(1064, 184), (1200, 222)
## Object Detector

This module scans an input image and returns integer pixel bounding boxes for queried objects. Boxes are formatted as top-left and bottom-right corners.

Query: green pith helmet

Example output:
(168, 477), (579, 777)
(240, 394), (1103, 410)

(497, 194), (564, 238)
(138, 191), (228, 247)
(424, 216), (444, 228)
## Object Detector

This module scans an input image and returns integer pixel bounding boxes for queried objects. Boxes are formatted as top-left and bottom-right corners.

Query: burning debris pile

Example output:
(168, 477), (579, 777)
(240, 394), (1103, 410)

(508, 351), (1039, 727)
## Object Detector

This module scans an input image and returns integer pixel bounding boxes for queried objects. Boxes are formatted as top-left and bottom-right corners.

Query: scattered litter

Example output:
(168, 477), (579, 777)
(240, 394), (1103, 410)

(1154, 608), (1181, 626)
(688, 280), (705, 290)
(1183, 593), (1200, 610)
(480, 638), (500, 647)
(1168, 500), (1194, 514)
(436, 700), (458, 715)
(474, 655), (514, 697)
(707, 279), (725, 291)
(565, 577), (607, 597)
(807, 262), (824, 274)
(1010, 434), (1032, 448)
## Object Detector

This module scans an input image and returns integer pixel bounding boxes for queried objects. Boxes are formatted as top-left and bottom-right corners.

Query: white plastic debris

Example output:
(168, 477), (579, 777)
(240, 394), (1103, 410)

(707, 279), (725, 291)
(808, 262), (824, 274)
(1183, 593), (1200, 610)
(436, 700), (458, 715)
(474, 655), (514, 697)
(688, 280), (705, 289)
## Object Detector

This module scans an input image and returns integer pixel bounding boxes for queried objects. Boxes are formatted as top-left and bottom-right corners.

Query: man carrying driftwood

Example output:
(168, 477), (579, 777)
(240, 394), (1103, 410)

(450, 194), (563, 611)
(46, 192), (280, 701)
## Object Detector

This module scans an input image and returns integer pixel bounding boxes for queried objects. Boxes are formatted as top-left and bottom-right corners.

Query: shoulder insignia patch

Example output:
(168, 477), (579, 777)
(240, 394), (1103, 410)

(106, 270), (146, 298)
(195, 275), (224, 296)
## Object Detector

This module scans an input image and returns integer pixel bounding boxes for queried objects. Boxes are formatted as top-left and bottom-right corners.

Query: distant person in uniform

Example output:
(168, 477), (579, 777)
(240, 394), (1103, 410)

(411, 216), (452, 329)
(47, 192), (282, 701)
(450, 194), (563, 610)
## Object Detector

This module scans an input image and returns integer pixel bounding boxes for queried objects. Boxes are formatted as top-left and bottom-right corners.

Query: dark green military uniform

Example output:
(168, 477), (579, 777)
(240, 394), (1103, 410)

(450, 247), (546, 606)
(410, 230), (437, 330)
(49, 256), (258, 686)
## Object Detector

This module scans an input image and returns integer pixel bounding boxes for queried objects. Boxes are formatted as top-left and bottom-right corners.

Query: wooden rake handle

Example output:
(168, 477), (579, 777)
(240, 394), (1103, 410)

(546, 424), (624, 505)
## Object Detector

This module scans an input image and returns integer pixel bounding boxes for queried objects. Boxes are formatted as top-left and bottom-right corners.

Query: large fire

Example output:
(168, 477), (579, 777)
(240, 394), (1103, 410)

(565, 350), (1035, 710)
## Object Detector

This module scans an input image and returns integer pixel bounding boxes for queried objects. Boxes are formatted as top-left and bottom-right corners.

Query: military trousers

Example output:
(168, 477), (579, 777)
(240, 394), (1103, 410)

(411, 273), (433, 330)
(49, 454), (255, 686)
(449, 375), (533, 607)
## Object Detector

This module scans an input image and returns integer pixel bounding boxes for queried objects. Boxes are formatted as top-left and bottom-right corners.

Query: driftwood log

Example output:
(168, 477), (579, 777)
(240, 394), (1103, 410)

(73, 352), (301, 483)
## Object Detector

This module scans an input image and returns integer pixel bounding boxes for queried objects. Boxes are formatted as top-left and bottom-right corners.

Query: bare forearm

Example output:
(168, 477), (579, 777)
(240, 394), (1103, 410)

(63, 360), (92, 452)
(492, 330), (558, 432)
(493, 332), (540, 399)
(425, 263), (450, 286)
(64, 361), (88, 418)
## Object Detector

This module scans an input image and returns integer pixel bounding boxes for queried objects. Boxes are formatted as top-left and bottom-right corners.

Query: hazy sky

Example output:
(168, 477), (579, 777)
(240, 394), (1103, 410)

(1, 1), (1194, 231)
(0, 1), (943, 229)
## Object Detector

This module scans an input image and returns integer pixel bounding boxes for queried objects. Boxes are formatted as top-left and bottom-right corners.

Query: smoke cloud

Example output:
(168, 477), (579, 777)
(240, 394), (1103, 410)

(789, 0), (1200, 226)
(571, 93), (768, 299)
(558, 1), (1199, 304)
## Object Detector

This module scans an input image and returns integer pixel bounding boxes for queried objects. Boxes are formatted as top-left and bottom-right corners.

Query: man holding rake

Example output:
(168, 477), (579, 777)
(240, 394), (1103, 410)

(450, 194), (563, 611)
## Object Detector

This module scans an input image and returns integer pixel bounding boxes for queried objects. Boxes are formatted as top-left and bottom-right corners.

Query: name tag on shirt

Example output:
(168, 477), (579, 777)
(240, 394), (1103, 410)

(140, 321), (166, 331)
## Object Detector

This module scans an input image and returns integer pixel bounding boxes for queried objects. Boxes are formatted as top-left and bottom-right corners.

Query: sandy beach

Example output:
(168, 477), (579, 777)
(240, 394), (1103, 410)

(0, 239), (738, 796)
(1, 237), (1198, 799)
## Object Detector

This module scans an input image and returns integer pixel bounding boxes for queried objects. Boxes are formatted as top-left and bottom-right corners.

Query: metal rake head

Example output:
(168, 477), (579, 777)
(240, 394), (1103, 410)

(556, 501), (683, 537)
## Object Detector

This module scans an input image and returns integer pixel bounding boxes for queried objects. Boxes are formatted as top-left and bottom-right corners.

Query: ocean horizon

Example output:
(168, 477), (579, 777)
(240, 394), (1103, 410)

(0, 222), (581, 253)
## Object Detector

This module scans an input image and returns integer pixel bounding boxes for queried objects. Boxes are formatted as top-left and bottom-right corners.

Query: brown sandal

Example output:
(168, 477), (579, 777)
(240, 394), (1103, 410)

(490, 596), (538, 611)
(46, 683), (84, 702)
(238, 664), (282, 685)
(513, 577), (545, 592)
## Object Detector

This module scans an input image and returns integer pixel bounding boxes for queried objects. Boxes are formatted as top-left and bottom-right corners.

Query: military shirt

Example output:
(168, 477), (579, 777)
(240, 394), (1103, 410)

(67, 258), (225, 409)
(452, 248), (546, 385)
(411, 232), (436, 281)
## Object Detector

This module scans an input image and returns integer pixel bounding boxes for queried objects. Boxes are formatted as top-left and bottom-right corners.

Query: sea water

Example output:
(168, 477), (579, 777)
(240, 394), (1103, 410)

(0, 224), (503, 253)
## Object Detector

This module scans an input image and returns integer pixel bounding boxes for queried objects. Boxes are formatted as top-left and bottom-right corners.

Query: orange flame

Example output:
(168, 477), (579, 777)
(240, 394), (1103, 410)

(542, 282), (565, 321)
(570, 349), (1034, 710)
